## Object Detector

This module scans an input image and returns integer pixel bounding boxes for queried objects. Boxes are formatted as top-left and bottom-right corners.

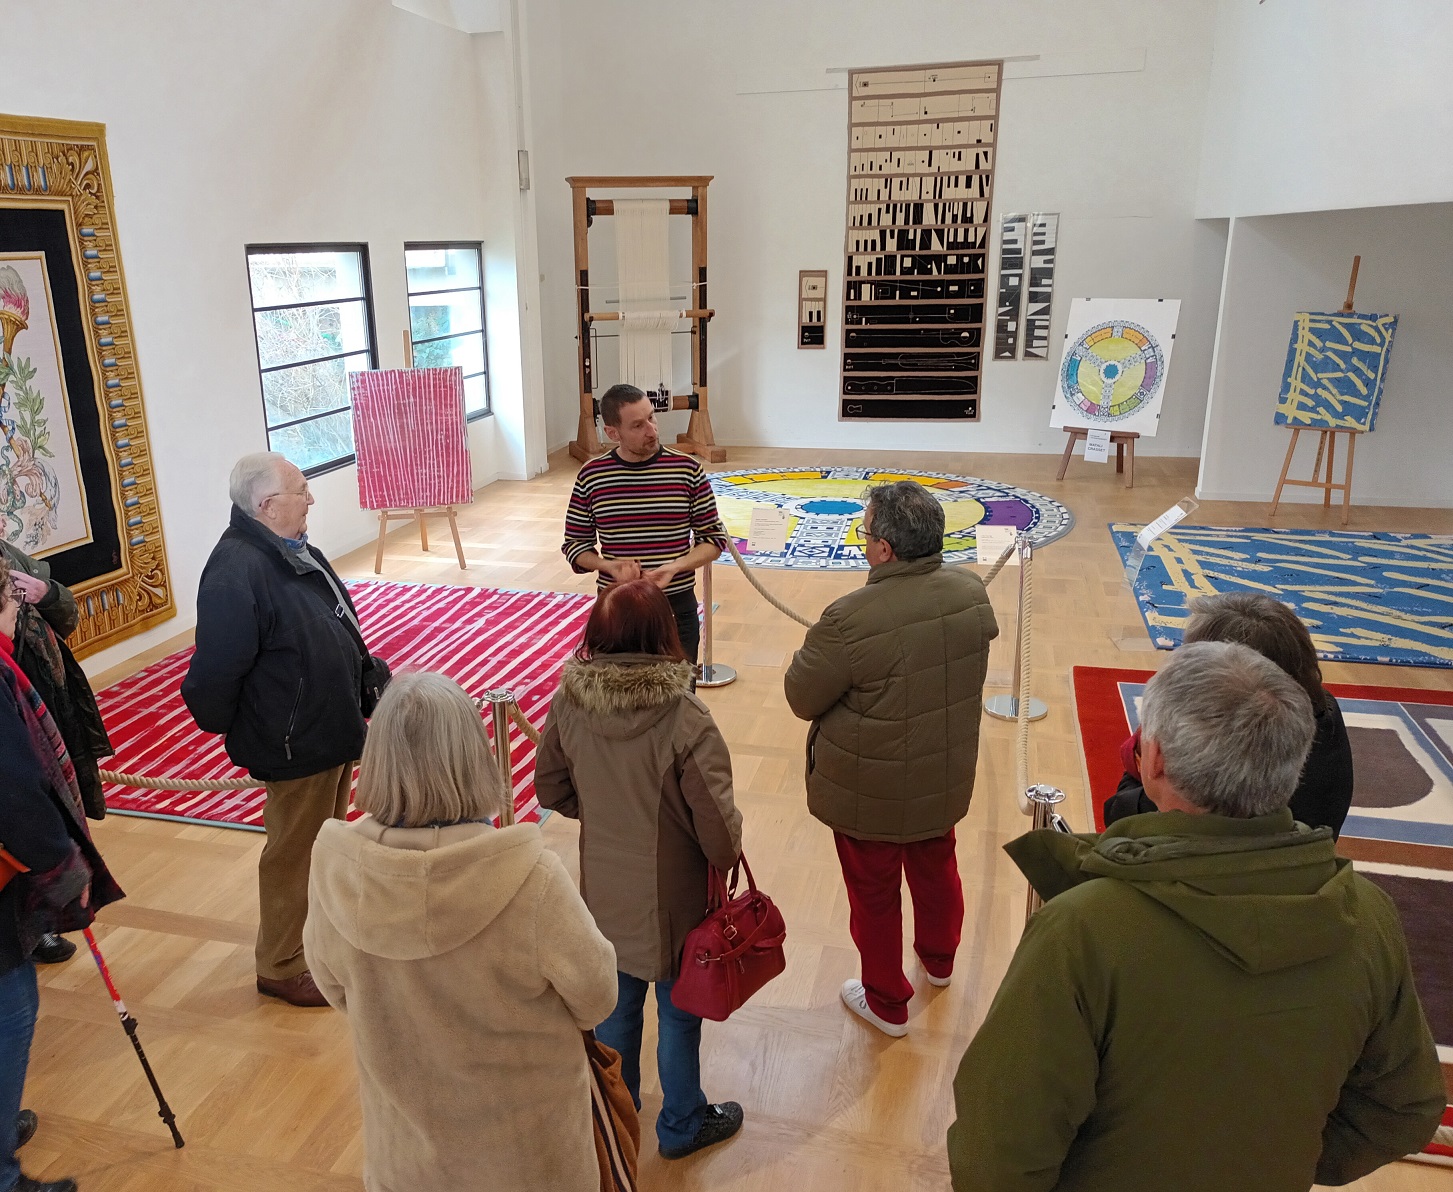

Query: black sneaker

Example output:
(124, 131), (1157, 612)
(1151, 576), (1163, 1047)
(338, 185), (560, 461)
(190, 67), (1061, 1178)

(15, 1109), (36, 1149)
(659, 1101), (744, 1159)
(31, 935), (76, 965)
(15, 1175), (78, 1191)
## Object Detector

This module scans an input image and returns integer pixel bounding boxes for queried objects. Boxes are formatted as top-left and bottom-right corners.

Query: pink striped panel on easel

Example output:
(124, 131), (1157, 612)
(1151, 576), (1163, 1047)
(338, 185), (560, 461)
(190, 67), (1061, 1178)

(349, 366), (473, 510)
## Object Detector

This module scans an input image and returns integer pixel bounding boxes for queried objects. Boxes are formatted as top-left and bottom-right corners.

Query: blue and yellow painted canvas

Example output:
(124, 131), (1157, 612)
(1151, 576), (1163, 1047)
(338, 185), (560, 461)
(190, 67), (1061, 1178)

(1274, 311), (1397, 432)
(1110, 523), (1453, 668)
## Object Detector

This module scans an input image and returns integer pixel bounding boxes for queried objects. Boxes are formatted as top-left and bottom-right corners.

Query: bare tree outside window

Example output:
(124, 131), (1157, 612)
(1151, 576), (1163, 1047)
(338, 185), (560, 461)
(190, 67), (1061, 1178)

(405, 243), (489, 419)
(245, 245), (379, 474)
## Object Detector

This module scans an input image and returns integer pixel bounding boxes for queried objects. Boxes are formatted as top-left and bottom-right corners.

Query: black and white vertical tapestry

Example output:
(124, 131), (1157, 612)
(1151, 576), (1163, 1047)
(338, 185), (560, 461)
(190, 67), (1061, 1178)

(840, 61), (1002, 422)
(994, 212), (1058, 361)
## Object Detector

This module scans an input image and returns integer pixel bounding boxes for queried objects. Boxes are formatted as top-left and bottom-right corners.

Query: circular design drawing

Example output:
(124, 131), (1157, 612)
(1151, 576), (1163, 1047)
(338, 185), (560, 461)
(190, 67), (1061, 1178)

(711, 467), (1074, 571)
(1060, 320), (1166, 423)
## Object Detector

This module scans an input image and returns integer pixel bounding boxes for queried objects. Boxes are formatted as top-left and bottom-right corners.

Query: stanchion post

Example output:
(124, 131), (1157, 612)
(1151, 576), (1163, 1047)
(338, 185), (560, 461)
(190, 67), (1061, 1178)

(985, 534), (1048, 723)
(480, 689), (517, 825)
(1022, 784), (1066, 923)
(696, 560), (737, 688)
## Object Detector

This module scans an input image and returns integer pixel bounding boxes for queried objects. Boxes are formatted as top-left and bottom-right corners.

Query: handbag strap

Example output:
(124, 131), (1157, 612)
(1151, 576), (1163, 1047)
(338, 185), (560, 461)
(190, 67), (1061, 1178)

(711, 895), (784, 963)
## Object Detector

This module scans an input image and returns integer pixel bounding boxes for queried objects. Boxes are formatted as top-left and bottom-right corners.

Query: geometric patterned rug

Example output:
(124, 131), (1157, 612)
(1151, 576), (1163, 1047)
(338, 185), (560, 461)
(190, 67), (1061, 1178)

(95, 582), (594, 831)
(1109, 524), (1453, 668)
(711, 467), (1074, 569)
(1072, 665), (1453, 1097)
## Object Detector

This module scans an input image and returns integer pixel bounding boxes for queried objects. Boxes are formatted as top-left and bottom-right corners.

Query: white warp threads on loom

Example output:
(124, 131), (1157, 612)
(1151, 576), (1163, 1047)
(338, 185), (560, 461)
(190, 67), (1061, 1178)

(613, 198), (676, 394)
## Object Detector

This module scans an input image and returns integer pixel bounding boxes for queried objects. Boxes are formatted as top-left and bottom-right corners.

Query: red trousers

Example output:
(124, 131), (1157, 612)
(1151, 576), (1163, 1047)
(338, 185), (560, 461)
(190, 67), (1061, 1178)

(833, 829), (964, 1024)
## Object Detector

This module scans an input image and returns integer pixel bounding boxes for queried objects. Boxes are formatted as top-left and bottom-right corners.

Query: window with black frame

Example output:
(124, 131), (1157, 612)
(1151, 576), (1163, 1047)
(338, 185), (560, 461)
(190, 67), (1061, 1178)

(245, 244), (378, 475)
(404, 243), (489, 419)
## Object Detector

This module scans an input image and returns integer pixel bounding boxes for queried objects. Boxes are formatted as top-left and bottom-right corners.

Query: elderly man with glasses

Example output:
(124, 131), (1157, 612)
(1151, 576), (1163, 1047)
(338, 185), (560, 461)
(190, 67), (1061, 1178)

(785, 480), (998, 1037)
(182, 452), (389, 1007)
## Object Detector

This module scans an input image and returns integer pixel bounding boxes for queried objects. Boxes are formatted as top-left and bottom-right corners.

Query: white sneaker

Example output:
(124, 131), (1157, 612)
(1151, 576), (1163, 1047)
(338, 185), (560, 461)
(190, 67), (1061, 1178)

(924, 970), (952, 988)
(840, 979), (908, 1038)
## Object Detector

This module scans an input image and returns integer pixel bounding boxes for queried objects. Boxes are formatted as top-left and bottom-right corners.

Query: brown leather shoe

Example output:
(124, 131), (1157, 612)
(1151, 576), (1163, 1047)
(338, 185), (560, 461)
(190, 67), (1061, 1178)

(256, 970), (329, 1008)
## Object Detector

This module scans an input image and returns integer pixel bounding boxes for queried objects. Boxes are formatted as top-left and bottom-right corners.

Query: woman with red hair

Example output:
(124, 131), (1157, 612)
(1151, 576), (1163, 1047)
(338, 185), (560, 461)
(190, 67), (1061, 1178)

(536, 579), (745, 1161)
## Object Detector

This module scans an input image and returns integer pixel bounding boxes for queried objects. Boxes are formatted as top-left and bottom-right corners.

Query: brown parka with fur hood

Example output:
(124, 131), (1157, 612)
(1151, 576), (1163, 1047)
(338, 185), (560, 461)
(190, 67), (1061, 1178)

(535, 653), (743, 982)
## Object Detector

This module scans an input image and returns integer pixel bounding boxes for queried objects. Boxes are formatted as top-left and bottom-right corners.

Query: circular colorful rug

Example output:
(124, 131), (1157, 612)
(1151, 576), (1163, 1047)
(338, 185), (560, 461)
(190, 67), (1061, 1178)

(711, 467), (1074, 570)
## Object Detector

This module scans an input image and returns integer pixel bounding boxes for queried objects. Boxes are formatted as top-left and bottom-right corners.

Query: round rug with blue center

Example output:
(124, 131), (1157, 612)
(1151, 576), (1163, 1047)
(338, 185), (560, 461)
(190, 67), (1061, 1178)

(710, 467), (1074, 570)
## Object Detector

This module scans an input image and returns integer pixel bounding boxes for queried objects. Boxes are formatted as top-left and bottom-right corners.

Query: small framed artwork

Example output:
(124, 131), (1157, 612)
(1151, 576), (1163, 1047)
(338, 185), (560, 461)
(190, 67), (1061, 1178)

(798, 270), (827, 348)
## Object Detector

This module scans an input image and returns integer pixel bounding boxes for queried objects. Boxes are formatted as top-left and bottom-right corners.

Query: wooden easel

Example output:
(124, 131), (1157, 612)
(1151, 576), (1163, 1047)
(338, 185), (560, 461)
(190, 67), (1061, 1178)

(566, 176), (725, 463)
(1056, 429), (1139, 488)
(373, 506), (466, 574)
(371, 333), (469, 574)
(1269, 256), (1363, 526)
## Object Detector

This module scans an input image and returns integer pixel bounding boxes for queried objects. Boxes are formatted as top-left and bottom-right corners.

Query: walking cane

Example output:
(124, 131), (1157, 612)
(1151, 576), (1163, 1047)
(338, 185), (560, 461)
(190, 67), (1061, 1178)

(80, 928), (185, 1148)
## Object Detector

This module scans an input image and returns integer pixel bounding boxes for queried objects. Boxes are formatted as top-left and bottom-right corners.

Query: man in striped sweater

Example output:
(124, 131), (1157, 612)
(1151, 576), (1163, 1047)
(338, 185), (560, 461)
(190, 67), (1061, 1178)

(561, 384), (729, 663)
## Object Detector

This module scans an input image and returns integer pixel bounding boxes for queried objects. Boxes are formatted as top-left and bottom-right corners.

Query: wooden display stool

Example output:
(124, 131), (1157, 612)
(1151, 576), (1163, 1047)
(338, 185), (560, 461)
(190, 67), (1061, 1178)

(1269, 428), (1359, 526)
(1056, 429), (1139, 488)
(373, 506), (467, 575)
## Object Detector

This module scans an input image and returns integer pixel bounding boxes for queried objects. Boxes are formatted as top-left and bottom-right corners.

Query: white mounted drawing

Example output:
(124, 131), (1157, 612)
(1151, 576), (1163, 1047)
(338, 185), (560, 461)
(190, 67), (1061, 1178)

(1051, 297), (1181, 438)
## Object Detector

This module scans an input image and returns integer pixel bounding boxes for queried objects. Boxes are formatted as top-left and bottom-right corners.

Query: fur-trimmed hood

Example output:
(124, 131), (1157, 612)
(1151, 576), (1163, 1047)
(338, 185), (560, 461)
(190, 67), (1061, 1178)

(556, 653), (694, 740)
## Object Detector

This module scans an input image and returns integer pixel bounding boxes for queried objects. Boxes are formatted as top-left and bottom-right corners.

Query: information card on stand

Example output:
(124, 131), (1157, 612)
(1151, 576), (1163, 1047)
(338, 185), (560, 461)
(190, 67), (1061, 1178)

(976, 524), (1019, 566)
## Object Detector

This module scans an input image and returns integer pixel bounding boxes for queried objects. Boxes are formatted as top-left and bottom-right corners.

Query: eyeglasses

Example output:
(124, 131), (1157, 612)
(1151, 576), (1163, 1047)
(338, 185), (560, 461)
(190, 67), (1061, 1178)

(263, 486), (311, 502)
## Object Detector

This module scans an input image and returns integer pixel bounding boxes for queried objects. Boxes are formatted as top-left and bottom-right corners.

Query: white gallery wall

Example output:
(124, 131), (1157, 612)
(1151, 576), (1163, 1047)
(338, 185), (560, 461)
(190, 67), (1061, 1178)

(1196, 0), (1453, 219)
(1, 0), (536, 675)
(525, 0), (1228, 460)
(1197, 203), (1453, 508)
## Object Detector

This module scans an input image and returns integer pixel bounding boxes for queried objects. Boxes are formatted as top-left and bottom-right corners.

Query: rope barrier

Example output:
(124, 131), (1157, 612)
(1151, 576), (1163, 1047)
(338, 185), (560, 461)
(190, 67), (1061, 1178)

(99, 770), (256, 791)
(98, 539), (1020, 794)
(1014, 542), (1034, 800)
(509, 701), (541, 745)
(722, 535), (1017, 628)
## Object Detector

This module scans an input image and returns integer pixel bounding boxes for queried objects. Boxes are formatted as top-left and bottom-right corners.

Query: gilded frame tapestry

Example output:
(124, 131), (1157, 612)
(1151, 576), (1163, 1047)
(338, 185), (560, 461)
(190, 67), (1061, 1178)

(0, 115), (172, 656)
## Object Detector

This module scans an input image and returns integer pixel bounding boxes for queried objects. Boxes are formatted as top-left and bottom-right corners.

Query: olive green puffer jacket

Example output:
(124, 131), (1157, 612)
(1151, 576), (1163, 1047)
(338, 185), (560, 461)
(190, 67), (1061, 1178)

(784, 554), (998, 842)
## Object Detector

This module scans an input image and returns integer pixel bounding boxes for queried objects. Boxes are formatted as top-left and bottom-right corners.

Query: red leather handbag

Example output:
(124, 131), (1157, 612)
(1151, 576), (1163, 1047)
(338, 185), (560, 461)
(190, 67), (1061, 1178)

(671, 856), (786, 1022)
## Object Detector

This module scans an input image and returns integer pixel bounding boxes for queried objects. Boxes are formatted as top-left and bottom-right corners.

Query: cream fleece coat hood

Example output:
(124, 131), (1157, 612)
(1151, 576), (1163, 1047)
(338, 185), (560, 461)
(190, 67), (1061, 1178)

(310, 818), (543, 960)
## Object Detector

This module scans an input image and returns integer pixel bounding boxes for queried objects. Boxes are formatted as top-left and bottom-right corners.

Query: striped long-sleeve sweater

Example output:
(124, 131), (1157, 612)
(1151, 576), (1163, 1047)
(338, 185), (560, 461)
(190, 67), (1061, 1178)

(561, 448), (729, 596)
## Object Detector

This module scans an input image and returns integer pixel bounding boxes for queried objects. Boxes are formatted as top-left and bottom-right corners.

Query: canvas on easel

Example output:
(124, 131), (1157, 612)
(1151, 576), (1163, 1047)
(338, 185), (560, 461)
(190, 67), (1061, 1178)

(1051, 297), (1180, 487)
(1269, 256), (1396, 525)
(349, 365), (472, 572)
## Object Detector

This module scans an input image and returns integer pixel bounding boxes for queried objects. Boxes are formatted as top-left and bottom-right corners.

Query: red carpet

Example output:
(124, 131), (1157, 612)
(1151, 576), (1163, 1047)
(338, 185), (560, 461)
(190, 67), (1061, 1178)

(97, 582), (594, 830)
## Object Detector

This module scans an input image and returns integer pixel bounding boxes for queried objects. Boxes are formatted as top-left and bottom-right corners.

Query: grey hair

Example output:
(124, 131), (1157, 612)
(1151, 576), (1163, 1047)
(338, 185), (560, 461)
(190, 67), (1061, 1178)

(228, 452), (289, 515)
(863, 480), (945, 560)
(1140, 640), (1314, 818)
(355, 672), (507, 828)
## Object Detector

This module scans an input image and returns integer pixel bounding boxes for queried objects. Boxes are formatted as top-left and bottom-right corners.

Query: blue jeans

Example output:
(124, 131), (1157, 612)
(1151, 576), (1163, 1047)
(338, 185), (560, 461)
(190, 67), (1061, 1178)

(594, 972), (707, 1151)
(0, 963), (38, 1191)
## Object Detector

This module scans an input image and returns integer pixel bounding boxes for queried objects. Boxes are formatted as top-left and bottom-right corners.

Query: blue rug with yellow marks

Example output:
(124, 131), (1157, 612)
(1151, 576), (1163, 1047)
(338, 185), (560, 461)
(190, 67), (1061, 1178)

(1110, 524), (1453, 668)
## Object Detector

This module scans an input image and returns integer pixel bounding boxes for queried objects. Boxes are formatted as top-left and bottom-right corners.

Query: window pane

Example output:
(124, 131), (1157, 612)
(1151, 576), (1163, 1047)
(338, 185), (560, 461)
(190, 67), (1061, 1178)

(413, 332), (484, 374)
(268, 409), (355, 473)
(409, 289), (483, 341)
(405, 245), (481, 294)
(249, 250), (365, 306)
(261, 352), (372, 429)
(464, 373), (488, 415)
(255, 299), (371, 370)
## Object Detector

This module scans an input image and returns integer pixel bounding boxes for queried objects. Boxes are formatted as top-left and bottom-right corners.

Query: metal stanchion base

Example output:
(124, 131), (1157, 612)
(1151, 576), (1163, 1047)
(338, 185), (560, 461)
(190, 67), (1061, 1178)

(697, 663), (737, 688)
(984, 694), (1048, 722)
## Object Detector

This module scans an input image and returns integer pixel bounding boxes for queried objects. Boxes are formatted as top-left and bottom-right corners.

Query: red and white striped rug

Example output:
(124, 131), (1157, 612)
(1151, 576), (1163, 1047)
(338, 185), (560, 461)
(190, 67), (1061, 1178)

(96, 582), (594, 831)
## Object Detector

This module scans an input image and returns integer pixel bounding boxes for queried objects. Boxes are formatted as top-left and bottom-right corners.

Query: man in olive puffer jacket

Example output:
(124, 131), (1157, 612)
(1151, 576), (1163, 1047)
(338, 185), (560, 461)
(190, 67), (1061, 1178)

(785, 480), (998, 1036)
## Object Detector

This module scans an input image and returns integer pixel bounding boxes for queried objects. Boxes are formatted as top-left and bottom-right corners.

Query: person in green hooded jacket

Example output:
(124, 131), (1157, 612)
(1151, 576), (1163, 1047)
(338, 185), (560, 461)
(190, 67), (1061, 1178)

(947, 640), (1445, 1192)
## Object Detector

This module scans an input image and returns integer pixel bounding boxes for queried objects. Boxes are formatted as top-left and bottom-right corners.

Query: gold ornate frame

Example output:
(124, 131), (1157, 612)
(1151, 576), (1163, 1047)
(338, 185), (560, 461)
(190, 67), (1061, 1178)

(0, 114), (172, 656)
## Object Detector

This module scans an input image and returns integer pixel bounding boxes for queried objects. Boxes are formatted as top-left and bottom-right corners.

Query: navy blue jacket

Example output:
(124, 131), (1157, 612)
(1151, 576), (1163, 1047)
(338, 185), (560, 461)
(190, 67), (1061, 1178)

(182, 506), (369, 781)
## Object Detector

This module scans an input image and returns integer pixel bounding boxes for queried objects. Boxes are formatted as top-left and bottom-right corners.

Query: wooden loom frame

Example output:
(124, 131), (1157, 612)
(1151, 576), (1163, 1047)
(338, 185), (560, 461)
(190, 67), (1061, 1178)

(566, 175), (724, 463)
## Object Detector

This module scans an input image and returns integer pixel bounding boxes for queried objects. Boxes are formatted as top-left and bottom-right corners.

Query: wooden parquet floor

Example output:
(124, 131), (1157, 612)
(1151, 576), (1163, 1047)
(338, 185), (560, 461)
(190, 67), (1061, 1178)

(32, 446), (1453, 1190)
